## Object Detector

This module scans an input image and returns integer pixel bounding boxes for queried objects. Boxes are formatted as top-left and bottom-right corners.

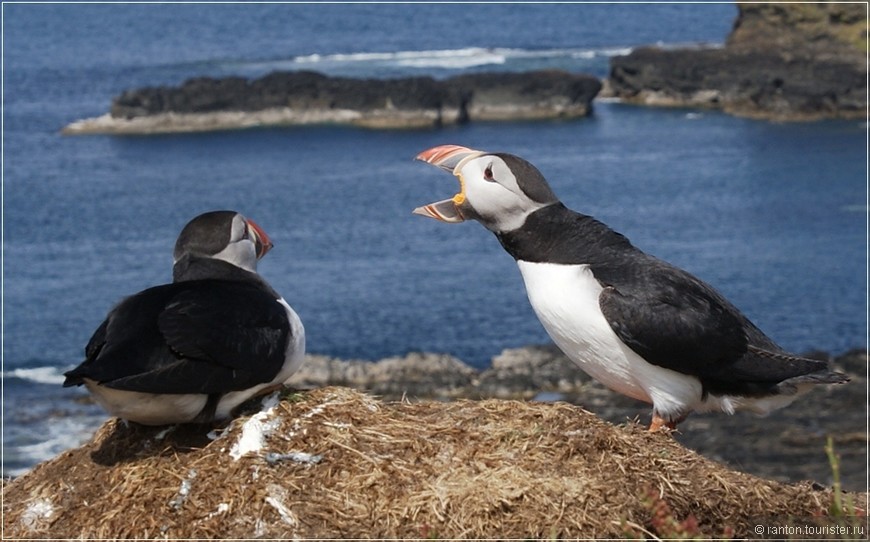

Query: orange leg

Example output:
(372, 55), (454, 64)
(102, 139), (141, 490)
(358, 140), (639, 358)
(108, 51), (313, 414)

(649, 412), (679, 433)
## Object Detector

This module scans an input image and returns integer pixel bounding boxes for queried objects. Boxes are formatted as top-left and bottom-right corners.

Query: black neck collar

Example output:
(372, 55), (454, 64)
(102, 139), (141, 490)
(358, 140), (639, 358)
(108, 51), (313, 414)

(495, 203), (635, 264)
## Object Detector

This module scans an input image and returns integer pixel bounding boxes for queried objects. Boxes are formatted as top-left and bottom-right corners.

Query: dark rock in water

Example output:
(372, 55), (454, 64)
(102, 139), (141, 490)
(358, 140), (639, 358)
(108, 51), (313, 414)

(110, 71), (450, 120)
(607, 3), (867, 121)
(447, 70), (602, 121)
(609, 46), (866, 120)
(65, 69), (601, 134)
(726, 2), (867, 60)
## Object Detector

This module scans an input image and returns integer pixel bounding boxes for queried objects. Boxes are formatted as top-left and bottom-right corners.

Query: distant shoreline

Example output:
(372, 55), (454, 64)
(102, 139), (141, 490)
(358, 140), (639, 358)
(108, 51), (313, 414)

(62, 3), (865, 135)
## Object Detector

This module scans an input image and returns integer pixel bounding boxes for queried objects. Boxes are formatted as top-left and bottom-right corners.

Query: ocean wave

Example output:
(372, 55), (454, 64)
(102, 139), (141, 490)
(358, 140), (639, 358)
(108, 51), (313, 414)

(293, 48), (511, 69)
(3, 366), (68, 385)
(293, 47), (632, 66)
(4, 414), (104, 477)
(571, 46), (633, 58)
(272, 46), (637, 71)
(396, 49), (509, 69)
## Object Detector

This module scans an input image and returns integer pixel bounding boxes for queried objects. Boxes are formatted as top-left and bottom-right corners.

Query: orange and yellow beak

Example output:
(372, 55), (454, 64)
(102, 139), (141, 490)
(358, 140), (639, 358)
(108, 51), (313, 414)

(413, 144), (484, 223)
(246, 218), (273, 259)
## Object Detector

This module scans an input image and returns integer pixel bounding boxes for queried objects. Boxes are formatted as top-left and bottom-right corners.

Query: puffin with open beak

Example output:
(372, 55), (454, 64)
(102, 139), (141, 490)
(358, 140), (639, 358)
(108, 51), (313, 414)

(414, 144), (847, 431)
(63, 210), (305, 425)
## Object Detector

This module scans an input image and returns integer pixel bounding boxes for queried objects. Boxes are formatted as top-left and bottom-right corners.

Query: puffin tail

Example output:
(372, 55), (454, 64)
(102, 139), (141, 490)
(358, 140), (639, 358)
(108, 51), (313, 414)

(745, 346), (851, 394)
(62, 368), (85, 387)
(776, 369), (850, 394)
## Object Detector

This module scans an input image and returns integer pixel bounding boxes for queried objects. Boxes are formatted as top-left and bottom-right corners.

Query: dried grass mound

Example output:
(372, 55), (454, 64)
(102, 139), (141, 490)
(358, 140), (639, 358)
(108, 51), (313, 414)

(2, 387), (862, 538)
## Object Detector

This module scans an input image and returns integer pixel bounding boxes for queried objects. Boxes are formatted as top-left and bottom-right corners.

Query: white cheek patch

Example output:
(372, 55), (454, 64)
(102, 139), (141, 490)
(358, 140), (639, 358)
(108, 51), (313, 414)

(461, 158), (548, 232)
(212, 240), (258, 272)
(230, 214), (248, 242)
(467, 182), (529, 231)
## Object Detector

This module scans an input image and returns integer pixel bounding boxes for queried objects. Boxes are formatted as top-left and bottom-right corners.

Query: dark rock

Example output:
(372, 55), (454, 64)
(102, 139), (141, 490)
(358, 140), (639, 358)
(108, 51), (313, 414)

(829, 348), (868, 375)
(446, 70), (602, 121)
(110, 71), (450, 118)
(477, 344), (591, 398)
(609, 46), (866, 120)
(287, 352), (478, 400)
(607, 4), (867, 121)
(111, 76), (248, 118)
(71, 69), (600, 134)
(727, 3), (867, 62)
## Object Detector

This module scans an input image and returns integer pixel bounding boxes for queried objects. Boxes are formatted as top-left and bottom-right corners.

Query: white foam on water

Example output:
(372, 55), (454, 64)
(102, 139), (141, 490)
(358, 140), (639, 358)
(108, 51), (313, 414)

(3, 366), (68, 385)
(565, 46), (634, 59)
(4, 414), (105, 477)
(295, 47), (502, 64)
(239, 45), (642, 74)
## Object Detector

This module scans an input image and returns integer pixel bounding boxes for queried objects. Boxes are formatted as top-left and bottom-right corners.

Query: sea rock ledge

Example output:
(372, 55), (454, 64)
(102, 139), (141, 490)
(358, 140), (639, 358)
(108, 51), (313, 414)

(62, 70), (602, 135)
(607, 3), (867, 121)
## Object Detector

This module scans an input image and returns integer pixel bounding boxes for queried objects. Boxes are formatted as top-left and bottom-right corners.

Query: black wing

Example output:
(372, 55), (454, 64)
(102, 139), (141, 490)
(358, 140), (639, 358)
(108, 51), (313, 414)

(64, 280), (290, 394)
(596, 257), (827, 388)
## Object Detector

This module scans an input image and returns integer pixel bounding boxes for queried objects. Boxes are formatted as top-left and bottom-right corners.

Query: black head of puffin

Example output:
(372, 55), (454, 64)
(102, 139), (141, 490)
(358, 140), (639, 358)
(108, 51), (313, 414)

(413, 144), (558, 233)
(173, 210), (273, 272)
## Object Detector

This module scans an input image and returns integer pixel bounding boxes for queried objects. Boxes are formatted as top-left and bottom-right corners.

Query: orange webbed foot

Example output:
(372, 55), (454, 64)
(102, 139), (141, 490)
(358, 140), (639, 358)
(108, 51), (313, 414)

(649, 413), (679, 433)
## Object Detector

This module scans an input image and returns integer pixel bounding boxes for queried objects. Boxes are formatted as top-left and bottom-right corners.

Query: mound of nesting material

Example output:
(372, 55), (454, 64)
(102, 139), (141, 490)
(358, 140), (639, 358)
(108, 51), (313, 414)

(1, 387), (859, 538)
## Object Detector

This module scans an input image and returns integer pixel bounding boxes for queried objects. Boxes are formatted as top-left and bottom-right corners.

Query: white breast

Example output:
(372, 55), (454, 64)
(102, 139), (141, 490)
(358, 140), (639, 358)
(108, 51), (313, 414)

(275, 297), (307, 382)
(515, 260), (704, 420)
(84, 379), (208, 425)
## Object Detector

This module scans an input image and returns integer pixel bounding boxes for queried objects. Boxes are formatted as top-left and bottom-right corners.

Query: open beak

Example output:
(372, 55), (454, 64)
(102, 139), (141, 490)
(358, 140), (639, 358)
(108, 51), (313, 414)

(413, 144), (484, 223)
(246, 218), (273, 259)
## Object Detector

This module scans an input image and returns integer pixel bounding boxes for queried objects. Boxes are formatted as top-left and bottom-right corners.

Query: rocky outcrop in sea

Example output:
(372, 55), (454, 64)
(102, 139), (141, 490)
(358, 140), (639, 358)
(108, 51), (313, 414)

(63, 70), (602, 134)
(607, 3), (867, 120)
(61, 4), (865, 134)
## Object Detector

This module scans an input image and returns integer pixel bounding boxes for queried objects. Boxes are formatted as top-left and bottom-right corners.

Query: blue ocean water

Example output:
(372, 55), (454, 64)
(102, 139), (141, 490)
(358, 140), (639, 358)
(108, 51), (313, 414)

(2, 3), (866, 476)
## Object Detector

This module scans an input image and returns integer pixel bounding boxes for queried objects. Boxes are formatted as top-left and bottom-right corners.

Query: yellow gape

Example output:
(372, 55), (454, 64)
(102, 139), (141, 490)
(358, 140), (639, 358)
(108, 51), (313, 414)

(451, 171), (467, 205)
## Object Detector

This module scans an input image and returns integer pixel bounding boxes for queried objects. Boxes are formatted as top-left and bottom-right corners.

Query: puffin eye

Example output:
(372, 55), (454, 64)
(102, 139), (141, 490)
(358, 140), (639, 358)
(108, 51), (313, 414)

(237, 221), (250, 241)
(483, 164), (495, 182)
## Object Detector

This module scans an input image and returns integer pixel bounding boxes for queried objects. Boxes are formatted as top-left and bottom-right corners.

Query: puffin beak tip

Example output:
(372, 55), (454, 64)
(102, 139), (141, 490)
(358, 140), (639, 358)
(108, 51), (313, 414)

(415, 144), (480, 173)
(414, 144), (482, 224)
(412, 199), (466, 223)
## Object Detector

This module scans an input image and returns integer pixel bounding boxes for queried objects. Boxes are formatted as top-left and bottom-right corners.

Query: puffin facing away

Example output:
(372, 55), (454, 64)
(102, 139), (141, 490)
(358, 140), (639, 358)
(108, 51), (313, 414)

(413, 145), (848, 431)
(63, 210), (305, 425)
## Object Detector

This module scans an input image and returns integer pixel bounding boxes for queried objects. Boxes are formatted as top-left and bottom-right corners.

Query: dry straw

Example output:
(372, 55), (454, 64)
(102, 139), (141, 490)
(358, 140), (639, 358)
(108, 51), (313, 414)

(2, 387), (856, 538)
